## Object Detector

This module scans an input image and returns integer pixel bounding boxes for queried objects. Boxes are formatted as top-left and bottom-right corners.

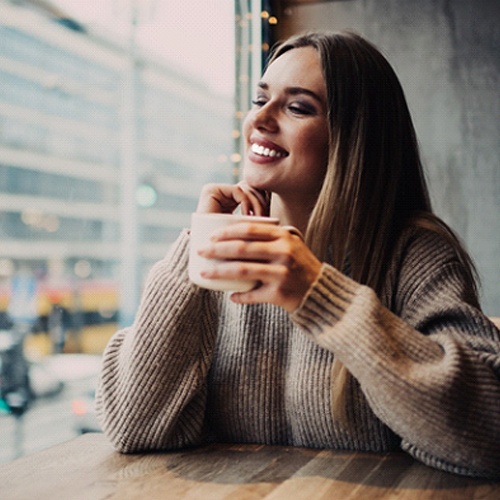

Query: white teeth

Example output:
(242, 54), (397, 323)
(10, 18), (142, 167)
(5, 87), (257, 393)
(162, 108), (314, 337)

(251, 143), (286, 158)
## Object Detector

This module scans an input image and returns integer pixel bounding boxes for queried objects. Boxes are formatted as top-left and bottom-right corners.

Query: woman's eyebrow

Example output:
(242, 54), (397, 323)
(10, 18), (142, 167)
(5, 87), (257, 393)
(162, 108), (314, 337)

(257, 81), (324, 105)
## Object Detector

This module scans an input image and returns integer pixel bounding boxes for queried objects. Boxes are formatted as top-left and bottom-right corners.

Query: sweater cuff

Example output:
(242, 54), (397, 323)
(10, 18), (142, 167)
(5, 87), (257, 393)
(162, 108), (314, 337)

(291, 263), (359, 336)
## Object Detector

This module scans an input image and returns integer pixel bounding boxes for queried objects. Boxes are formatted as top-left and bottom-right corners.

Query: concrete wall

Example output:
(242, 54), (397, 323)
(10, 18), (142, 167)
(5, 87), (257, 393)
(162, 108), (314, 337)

(277, 0), (500, 315)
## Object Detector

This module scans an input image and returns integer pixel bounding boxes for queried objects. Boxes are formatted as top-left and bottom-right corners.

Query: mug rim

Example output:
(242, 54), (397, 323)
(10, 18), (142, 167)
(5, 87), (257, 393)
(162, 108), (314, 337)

(191, 213), (279, 223)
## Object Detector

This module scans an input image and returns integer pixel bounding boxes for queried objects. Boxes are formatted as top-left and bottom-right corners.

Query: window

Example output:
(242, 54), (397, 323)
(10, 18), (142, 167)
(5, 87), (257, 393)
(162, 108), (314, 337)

(0, 1), (237, 339)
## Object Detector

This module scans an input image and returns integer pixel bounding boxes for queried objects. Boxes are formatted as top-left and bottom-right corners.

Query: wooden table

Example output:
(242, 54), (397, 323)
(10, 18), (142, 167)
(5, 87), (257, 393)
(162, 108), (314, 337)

(0, 433), (498, 499)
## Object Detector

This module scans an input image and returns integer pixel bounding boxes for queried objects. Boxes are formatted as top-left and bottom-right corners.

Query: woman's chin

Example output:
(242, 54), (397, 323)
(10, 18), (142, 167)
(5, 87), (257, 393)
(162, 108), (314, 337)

(242, 172), (273, 192)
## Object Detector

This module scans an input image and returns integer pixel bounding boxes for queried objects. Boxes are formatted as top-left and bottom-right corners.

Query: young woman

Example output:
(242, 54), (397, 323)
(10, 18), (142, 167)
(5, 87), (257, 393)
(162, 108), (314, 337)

(95, 31), (500, 478)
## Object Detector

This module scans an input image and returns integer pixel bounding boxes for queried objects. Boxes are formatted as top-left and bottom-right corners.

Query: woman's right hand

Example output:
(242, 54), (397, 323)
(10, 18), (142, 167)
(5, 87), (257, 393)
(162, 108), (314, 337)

(196, 182), (269, 216)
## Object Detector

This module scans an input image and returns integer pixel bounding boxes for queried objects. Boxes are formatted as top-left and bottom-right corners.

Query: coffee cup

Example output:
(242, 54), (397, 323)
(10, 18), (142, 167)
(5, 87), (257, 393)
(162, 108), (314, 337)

(188, 212), (279, 292)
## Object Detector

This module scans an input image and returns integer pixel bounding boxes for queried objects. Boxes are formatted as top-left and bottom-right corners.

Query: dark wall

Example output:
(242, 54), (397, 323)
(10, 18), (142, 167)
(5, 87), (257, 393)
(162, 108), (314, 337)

(277, 0), (500, 314)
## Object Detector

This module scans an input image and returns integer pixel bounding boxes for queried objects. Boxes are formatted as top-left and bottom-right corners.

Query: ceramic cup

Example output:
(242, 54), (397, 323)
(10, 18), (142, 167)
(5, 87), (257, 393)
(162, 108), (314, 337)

(189, 212), (279, 292)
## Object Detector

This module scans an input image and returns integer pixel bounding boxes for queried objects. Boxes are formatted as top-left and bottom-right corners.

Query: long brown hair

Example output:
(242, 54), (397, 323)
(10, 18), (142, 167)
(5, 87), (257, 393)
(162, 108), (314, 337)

(269, 31), (476, 292)
(268, 31), (479, 421)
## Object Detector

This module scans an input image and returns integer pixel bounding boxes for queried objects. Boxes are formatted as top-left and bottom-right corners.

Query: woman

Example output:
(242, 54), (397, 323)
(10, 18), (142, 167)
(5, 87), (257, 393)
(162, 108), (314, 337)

(95, 31), (500, 477)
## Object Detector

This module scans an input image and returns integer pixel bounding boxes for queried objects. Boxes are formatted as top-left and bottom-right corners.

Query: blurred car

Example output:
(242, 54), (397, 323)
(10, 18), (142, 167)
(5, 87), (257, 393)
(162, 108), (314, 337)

(71, 389), (100, 434)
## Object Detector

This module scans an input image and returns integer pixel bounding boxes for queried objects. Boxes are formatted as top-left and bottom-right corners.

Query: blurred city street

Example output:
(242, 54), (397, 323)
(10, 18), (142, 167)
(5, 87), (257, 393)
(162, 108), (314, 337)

(0, 353), (102, 464)
(0, 0), (234, 473)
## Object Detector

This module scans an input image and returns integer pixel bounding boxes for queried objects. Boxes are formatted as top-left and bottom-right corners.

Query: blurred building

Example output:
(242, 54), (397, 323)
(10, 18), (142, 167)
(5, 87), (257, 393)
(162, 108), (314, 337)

(0, 0), (233, 327)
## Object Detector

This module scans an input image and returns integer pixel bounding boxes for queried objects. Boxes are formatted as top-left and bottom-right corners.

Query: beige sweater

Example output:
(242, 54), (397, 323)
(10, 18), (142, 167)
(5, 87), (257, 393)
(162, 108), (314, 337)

(96, 226), (500, 478)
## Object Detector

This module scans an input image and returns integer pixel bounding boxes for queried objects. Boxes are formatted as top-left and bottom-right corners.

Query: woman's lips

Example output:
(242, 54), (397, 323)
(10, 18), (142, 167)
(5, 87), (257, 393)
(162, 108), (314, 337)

(248, 138), (289, 162)
(251, 143), (287, 158)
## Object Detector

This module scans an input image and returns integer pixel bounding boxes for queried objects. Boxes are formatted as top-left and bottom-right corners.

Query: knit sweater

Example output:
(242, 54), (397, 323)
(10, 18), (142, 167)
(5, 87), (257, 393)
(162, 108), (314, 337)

(95, 226), (500, 478)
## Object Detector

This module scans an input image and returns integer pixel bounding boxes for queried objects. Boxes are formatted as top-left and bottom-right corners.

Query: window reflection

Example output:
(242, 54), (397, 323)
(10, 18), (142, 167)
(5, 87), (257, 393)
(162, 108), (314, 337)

(0, 1), (234, 348)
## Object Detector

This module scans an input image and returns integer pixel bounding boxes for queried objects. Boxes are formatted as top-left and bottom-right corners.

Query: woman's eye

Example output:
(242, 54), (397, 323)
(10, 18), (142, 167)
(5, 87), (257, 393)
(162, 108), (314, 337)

(250, 97), (317, 115)
(251, 98), (267, 107)
(288, 103), (315, 115)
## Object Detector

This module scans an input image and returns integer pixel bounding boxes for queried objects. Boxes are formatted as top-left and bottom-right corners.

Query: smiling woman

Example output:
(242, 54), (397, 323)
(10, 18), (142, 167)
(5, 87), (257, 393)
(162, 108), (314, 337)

(95, 30), (500, 479)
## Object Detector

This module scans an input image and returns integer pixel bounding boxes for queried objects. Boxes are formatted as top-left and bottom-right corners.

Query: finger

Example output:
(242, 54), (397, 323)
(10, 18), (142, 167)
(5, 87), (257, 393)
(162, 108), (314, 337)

(236, 181), (269, 216)
(230, 185), (254, 216)
(199, 240), (269, 262)
(200, 260), (281, 283)
(238, 195), (253, 217)
(229, 278), (301, 312)
(281, 225), (305, 241)
(211, 224), (301, 244)
(237, 181), (267, 206)
(196, 182), (270, 217)
(228, 269), (309, 313)
(209, 222), (282, 243)
(196, 183), (244, 214)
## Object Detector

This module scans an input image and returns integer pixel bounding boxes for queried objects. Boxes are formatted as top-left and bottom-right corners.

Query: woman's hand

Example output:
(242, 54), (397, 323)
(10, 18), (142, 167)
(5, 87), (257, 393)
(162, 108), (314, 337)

(197, 222), (322, 312)
(196, 182), (269, 216)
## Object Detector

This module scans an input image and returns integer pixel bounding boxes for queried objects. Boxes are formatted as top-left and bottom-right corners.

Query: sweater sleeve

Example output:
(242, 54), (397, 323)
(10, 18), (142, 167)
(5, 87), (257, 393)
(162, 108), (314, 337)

(95, 230), (219, 453)
(291, 228), (500, 478)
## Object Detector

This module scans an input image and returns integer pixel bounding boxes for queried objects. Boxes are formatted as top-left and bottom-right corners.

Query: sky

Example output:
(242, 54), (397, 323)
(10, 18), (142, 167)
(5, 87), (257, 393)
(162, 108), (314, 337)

(50, 0), (235, 96)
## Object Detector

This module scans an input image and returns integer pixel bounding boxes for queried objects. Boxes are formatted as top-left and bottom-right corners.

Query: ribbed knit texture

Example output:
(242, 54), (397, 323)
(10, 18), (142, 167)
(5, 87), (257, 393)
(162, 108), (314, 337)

(95, 227), (500, 478)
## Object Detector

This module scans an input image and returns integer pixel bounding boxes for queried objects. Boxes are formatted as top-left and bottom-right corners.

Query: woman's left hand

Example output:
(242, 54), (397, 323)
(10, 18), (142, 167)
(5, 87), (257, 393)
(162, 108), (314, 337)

(197, 221), (322, 312)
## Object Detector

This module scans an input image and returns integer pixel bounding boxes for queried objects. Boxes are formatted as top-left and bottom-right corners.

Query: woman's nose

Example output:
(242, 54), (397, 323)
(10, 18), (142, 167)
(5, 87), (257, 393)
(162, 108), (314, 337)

(252, 103), (278, 131)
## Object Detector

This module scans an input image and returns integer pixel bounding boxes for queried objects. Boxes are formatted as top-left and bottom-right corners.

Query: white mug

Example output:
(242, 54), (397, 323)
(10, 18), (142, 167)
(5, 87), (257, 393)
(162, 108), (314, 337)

(188, 212), (279, 292)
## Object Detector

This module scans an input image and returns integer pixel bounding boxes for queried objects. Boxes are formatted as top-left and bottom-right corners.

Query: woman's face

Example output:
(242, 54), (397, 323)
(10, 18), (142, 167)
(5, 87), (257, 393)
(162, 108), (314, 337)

(242, 46), (329, 207)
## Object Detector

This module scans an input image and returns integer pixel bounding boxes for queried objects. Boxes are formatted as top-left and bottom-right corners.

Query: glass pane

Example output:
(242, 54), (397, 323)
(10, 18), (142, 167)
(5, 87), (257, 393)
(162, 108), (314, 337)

(0, 0), (236, 459)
